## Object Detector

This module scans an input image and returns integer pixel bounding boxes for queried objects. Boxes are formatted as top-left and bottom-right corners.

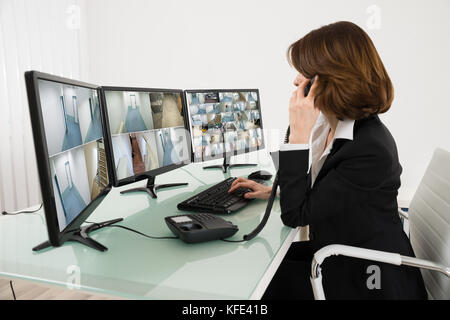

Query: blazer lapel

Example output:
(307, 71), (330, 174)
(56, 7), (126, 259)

(313, 139), (349, 185)
(313, 115), (374, 185)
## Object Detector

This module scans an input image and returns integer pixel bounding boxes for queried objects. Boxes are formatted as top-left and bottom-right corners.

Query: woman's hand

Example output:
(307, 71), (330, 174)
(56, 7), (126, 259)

(289, 76), (320, 144)
(228, 178), (272, 200)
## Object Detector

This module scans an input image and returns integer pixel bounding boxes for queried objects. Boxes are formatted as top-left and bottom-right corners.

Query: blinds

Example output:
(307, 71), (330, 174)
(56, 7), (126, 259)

(0, 0), (88, 212)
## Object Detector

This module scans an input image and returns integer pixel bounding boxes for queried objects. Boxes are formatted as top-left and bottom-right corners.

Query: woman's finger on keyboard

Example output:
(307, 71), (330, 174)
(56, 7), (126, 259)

(230, 177), (250, 189)
(229, 180), (255, 193)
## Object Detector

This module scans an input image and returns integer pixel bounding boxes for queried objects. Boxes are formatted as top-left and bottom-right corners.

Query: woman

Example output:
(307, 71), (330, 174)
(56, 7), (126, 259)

(229, 21), (427, 299)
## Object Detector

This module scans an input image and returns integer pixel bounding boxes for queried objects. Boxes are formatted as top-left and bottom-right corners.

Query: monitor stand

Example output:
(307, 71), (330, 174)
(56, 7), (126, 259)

(120, 175), (188, 199)
(203, 155), (257, 173)
(33, 218), (124, 252)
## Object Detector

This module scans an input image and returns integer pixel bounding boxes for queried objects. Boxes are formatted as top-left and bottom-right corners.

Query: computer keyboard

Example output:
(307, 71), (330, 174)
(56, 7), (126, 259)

(177, 177), (253, 214)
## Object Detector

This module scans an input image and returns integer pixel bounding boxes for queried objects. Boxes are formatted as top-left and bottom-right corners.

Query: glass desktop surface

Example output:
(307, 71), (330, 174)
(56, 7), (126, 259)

(0, 151), (293, 299)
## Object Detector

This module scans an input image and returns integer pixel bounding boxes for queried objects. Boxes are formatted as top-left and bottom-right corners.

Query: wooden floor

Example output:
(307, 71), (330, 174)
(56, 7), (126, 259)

(131, 136), (145, 175)
(0, 278), (120, 300)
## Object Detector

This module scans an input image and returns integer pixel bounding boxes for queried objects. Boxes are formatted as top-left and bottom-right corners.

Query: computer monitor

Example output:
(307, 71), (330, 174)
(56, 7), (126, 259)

(185, 89), (264, 172)
(25, 71), (122, 252)
(101, 87), (191, 198)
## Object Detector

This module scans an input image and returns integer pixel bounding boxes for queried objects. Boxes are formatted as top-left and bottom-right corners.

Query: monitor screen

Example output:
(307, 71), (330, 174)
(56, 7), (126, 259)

(103, 89), (191, 183)
(186, 90), (264, 162)
(37, 78), (110, 232)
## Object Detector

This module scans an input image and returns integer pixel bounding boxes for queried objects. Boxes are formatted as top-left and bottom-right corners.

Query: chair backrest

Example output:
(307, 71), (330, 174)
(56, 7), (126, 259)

(409, 148), (450, 300)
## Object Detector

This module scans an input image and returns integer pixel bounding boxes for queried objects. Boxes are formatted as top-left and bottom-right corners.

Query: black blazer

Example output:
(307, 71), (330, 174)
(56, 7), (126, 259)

(279, 115), (427, 299)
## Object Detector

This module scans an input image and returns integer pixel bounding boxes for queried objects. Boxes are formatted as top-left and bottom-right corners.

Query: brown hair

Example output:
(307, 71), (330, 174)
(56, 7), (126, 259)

(288, 21), (393, 120)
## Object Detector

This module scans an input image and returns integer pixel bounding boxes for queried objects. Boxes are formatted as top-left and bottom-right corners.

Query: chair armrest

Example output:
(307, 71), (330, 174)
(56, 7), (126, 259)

(401, 256), (450, 277)
(310, 244), (450, 300)
(312, 244), (402, 267)
(398, 208), (408, 220)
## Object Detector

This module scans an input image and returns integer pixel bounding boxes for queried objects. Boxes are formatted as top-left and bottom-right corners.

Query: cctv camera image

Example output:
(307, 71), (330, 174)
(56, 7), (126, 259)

(187, 91), (263, 161)
(104, 90), (190, 181)
(38, 79), (109, 231)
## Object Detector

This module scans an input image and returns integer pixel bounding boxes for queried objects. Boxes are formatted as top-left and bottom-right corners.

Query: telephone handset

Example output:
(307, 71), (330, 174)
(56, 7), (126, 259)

(284, 76), (315, 143)
(304, 76), (315, 97)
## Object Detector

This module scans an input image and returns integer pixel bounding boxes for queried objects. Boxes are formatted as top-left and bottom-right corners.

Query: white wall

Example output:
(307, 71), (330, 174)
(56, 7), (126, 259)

(83, 140), (98, 198)
(0, 0), (89, 212)
(77, 87), (94, 143)
(136, 131), (160, 170)
(2, 0), (450, 212)
(50, 162), (67, 231)
(155, 128), (189, 166)
(174, 127), (191, 164)
(85, 0), (450, 201)
(51, 146), (90, 206)
(112, 134), (133, 179)
(38, 80), (67, 156)
(104, 91), (126, 134)
(123, 91), (154, 131)
(155, 130), (166, 166)
(105, 90), (155, 133)
(136, 92), (154, 130)
(70, 147), (90, 205)
(52, 154), (69, 194)
(63, 86), (77, 118)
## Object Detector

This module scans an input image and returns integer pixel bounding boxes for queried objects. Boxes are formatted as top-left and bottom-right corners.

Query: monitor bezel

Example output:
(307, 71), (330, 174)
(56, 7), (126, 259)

(184, 88), (265, 163)
(100, 86), (191, 187)
(25, 71), (115, 247)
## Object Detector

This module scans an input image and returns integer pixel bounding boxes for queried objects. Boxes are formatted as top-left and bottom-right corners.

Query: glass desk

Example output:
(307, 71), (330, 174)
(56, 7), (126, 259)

(0, 150), (298, 299)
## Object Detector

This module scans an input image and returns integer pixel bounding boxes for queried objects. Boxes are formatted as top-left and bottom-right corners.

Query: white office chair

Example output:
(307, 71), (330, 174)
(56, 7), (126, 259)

(310, 148), (450, 300)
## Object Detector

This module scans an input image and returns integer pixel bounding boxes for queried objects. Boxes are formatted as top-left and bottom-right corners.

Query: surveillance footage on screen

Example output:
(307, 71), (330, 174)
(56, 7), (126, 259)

(187, 91), (263, 161)
(104, 91), (190, 181)
(38, 79), (109, 230)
